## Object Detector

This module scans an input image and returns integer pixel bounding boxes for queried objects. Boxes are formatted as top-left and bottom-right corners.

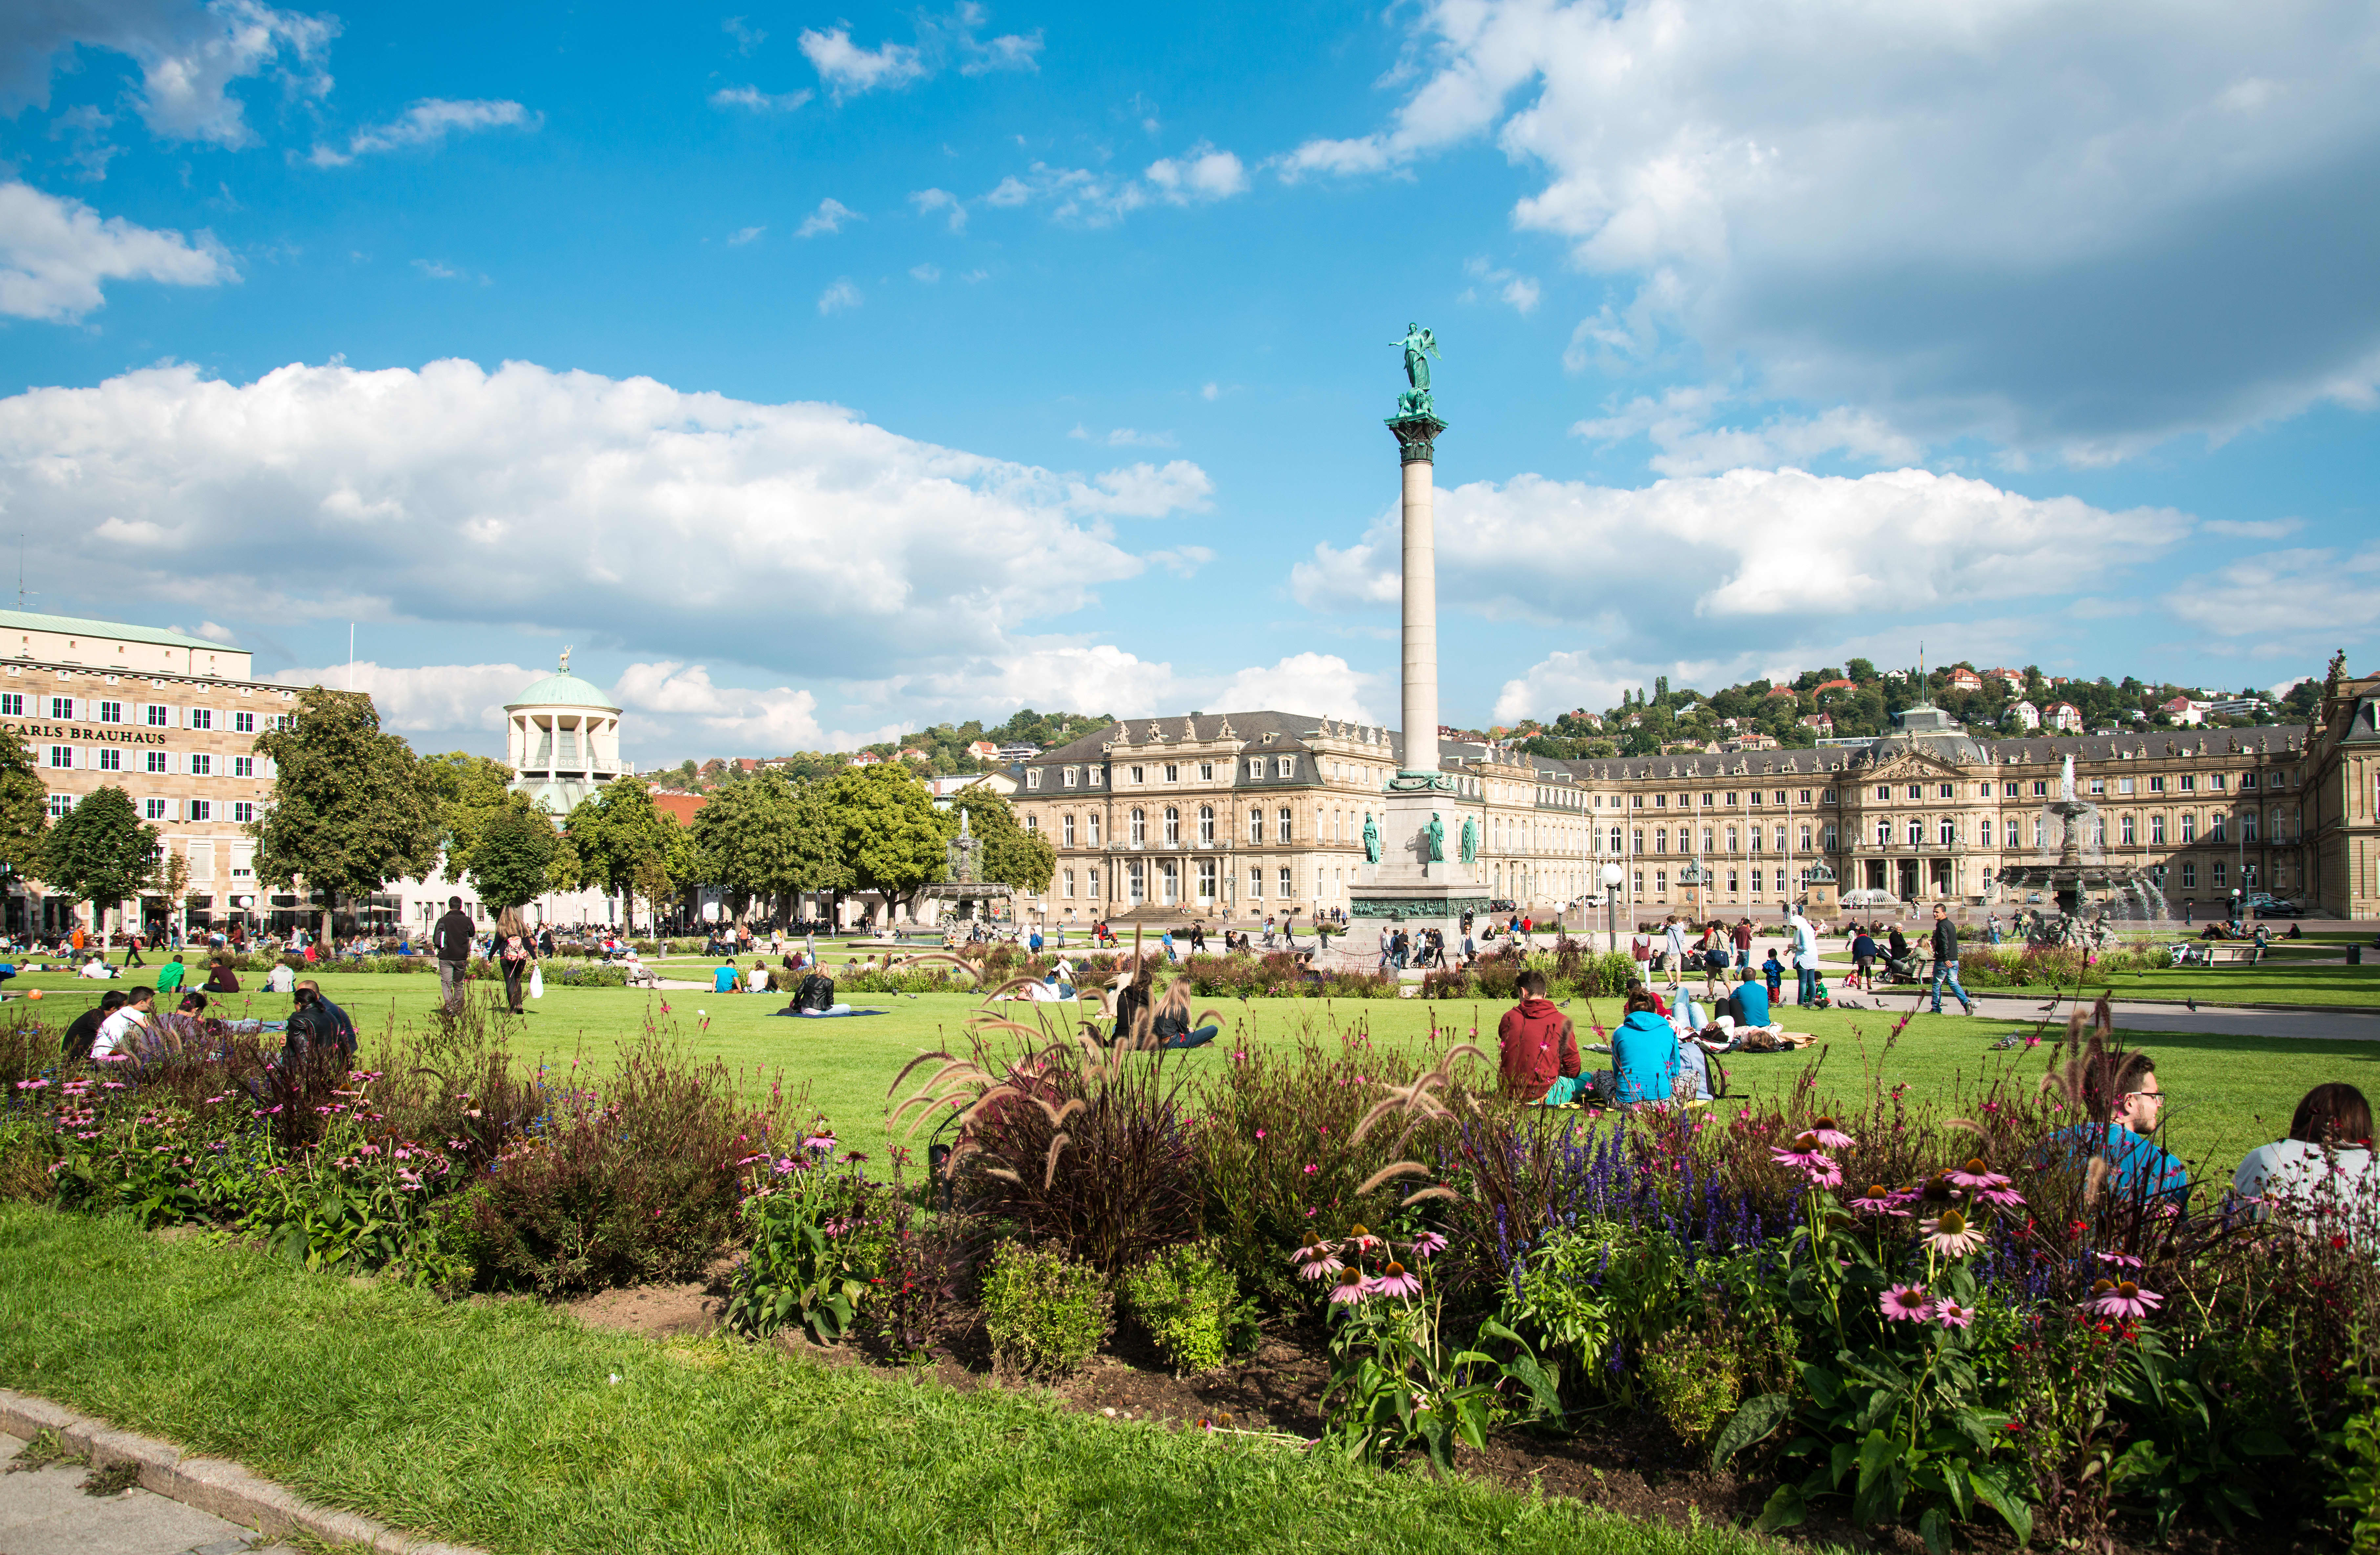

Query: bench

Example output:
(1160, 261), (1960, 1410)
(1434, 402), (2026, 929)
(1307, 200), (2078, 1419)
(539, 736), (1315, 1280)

(2169, 942), (2260, 967)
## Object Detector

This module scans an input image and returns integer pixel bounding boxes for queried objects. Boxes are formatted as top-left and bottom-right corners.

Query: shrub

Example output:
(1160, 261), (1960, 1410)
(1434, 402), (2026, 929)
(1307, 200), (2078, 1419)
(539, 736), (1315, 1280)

(858, 1205), (976, 1362)
(1639, 1325), (1741, 1444)
(980, 1239), (1112, 1379)
(724, 1150), (887, 1344)
(1121, 1239), (1257, 1376)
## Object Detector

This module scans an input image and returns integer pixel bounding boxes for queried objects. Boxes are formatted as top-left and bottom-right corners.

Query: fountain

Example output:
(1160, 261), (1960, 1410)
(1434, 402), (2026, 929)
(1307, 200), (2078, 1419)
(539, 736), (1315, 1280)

(1996, 753), (2168, 933)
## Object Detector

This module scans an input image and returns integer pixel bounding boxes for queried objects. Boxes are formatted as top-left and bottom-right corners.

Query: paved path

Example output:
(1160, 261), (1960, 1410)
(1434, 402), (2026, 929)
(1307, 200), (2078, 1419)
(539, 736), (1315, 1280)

(1, 1432), (299, 1555)
(1815, 990), (2380, 1043)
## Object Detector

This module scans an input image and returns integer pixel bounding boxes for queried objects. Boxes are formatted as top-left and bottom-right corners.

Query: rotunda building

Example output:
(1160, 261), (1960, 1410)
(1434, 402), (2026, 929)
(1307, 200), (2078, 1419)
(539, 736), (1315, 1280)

(505, 649), (624, 815)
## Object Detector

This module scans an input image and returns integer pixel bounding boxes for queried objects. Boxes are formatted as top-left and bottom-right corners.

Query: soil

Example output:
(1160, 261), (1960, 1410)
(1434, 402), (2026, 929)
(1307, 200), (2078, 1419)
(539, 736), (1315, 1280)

(563, 1282), (2333, 1555)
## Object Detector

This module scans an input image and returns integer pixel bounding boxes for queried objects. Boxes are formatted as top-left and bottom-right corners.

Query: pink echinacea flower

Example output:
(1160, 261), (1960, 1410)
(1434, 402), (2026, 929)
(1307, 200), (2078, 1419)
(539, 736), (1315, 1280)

(1880, 1285), (1935, 1322)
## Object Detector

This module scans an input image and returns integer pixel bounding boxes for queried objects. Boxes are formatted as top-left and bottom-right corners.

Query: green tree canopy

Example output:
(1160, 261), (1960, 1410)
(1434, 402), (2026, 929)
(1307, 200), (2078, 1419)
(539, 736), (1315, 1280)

(562, 777), (686, 929)
(947, 786), (1054, 893)
(691, 770), (808, 924)
(42, 786), (158, 932)
(418, 752), (518, 878)
(816, 764), (948, 919)
(251, 688), (441, 939)
(0, 727), (49, 888)
(473, 798), (560, 911)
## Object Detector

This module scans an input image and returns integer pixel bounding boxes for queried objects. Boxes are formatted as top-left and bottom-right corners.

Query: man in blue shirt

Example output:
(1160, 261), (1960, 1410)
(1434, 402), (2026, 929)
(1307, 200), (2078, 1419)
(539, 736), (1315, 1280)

(2046, 1053), (2188, 1207)
(713, 960), (741, 994)
(1730, 968), (1772, 1029)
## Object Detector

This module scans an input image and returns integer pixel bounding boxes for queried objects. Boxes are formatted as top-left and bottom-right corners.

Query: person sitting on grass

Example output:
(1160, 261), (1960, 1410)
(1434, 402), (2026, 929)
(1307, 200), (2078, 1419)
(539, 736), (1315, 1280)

(1729, 965), (1774, 1032)
(747, 959), (770, 994)
(266, 958), (297, 994)
(1496, 969), (1580, 1103)
(63, 991), (127, 1064)
(155, 954), (187, 996)
(2043, 1039), (2189, 1208)
(1598, 987), (1681, 1109)
(91, 986), (155, 1060)
(712, 959), (741, 994)
(2232, 1083), (2372, 1242)
(1150, 981), (1219, 1049)
(202, 957), (240, 994)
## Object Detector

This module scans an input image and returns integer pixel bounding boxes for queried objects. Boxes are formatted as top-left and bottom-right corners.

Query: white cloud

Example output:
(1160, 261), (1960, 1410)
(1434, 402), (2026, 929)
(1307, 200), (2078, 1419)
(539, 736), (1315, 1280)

(0, 0), (338, 148)
(799, 27), (927, 97)
(611, 662), (825, 748)
(1461, 256), (1540, 315)
(796, 198), (859, 238)
(0, 359), (1213, 684)
(2200, 517), (2304, 540)
(854, 642), (1381, 728)
(816, 278), (862, 314)
(0, 181), (233, 321)
(1146, 545), (1213, 578)
(910, 262), (941, 283)
(1296, 466), (2192, 658)
(1067, 425), (1175, 449)
(723, 16), (767, 55)
(411, 259), (487, 284)
(2165, 546), (2380, 644)
(194, 619), (238, 644)
(1200, 382), (1219, 402)
(908, 188), (965, 232)
(1572, 385), (1923, 476)
(1282, 0), (2380, 458)
(975, 148), (1251, 225)
(1144, 144), (1248, 203)
(709, 84), (812, 112)
(271, 661), (528, 734)
(308, 98), (537, 167)
(727, 225), (765, 246)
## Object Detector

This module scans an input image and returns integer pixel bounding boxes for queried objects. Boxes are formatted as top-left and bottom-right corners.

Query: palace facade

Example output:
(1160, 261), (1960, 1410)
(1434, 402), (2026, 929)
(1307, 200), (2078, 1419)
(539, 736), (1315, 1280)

(1011, 704), (2329, 923)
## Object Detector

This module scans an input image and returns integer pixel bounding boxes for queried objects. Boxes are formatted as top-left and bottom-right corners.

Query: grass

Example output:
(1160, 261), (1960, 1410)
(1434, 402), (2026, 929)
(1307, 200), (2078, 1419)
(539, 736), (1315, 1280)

(1812, 954), (2380, 1008)
(0, 1205), (1768, 1555)
(13, 966), (2370, 1189)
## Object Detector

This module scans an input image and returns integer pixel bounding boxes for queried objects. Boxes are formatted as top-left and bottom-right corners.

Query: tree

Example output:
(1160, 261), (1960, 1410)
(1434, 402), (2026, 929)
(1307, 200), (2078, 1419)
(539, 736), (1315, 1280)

(0, 728), (49, 893)
(473, 798), (560, 910)
(418, 752), (518, 881)
(948, 786), (1055, 894)
(43, 786), (158, 940)
(815, 764), (948, 924)
(148, 849), (192, 940)
(561, 777), (685, 932)
(252, 688), (443, 944)
(691, 770), (809, 927)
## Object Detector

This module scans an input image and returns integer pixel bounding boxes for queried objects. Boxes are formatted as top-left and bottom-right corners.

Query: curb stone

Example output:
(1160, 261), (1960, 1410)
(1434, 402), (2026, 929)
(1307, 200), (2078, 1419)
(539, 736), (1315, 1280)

(0, 1387), (486, 1554)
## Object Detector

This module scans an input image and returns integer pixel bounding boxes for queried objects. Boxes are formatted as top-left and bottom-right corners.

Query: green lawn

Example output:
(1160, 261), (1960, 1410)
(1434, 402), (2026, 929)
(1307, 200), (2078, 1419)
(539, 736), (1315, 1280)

(1813, 954), (2380, 1008)
(16, 964), (2370, 1183)
(0, 1206), (1765, 1555)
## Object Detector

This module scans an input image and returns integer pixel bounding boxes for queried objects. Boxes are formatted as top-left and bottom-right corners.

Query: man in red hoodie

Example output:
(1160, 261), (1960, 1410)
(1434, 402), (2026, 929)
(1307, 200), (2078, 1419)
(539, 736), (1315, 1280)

(1497, 970), (1580, 1103)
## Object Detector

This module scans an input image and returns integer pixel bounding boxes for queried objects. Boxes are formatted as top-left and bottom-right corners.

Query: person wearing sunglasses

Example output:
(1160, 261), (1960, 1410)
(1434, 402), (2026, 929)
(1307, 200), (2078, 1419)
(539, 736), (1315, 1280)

(2046, 1047), (2188, 1208)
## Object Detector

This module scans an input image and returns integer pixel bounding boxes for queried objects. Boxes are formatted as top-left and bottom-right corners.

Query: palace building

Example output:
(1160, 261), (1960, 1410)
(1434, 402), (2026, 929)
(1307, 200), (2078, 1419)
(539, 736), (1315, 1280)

(1011, 701), (2334, 923)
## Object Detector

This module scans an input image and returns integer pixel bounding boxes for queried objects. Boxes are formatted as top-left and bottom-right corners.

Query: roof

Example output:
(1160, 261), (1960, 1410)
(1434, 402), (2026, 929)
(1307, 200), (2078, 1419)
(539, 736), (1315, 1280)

(507, 671), (621, 712)
(0, 608), (231, 653)
(1026, 710), (1404, 765)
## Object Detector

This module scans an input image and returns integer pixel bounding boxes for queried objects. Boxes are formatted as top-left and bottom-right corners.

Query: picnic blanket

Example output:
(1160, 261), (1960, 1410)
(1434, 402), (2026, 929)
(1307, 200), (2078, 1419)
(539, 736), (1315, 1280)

(767, 1006), (892, 1019)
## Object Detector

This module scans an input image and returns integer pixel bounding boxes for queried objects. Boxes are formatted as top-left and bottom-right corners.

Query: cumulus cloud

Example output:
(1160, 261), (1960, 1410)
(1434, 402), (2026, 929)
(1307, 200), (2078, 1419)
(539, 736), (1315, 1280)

(1295, 467), (2193, 656)
(975, 147), (1251, 225)
(1144, 145), (1248, 204)
(1280, 0), (2380, 458)
(1572, 385), (1923, 476)
(2165, 546), (2380, 646)
(308, 98), (537, 167)
(854, 641), (1382, 729)
(0, 181), (233, 321)
(816, 278), (862, 314)
(611, 662), (825, 748)
(270, 661), (529, 734)
(0, 358), (1217, 685)
(727, 225), (765, 246)
(709, 84), (812, 112)
(1067, 424), (1175, 448)
(797, 4), (1039, 98)
(908, 187), (965, 232)
(1461, 256), (1539, 315)
(798, 28), (927, 97)
(0, 0), (338, 148)
(797, 197), (859, 237)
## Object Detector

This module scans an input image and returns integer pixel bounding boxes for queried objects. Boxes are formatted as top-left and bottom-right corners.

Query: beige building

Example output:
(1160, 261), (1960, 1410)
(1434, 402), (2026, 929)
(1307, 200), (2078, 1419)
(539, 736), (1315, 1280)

(1012, 705), (2317, 924)
(2301, 657), (2380, 919)
(0, 609), (295, 937)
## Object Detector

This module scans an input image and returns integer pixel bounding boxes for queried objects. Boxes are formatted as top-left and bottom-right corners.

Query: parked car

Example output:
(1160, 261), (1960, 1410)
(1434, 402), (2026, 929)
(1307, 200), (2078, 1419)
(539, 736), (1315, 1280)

(2247, 893), (2305, 917)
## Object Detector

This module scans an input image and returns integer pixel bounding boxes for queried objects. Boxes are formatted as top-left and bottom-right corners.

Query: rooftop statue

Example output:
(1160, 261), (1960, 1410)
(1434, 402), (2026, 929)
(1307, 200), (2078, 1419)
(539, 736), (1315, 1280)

(1392, 322), (1441, 418)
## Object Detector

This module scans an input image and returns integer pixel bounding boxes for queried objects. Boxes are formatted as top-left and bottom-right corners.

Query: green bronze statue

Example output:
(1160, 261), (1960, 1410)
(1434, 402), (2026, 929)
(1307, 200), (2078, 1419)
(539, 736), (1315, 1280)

(1425, 811), (1445, 863)
(1362, 811), (1380, 865)
(1393, 322), (1441, 418)
(1459, 814), (1477, 865)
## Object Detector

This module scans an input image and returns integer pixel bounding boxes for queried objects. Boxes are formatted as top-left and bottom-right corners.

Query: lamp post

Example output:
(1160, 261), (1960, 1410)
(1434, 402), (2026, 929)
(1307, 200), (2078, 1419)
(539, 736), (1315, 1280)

(1600, 861), (1625, 954)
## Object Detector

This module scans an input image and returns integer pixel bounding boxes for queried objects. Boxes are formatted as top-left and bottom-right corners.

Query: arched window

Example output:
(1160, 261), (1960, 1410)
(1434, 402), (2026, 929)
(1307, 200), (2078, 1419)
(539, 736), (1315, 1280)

(1906, 818), (1924, 847)
(1198, 805), (1215, 843)
(1875, 818), (1892, 846)
(1130, 807), (1146, 844)
(1938, 817), (1956, 846)
(1164, 806), (1181, 844)
(1609, 826), (1623, 853)
(1276, 806), (1293, 843)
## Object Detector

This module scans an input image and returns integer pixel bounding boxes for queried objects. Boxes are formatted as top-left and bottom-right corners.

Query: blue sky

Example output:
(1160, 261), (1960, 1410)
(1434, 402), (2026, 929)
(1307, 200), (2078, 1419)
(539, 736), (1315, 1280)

(2, 0), (2376, 763)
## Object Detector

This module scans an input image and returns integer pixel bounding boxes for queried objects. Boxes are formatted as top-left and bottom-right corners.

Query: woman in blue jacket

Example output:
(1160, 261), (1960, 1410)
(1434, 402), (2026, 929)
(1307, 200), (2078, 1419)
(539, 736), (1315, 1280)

(1608, 988), (1682, 1107)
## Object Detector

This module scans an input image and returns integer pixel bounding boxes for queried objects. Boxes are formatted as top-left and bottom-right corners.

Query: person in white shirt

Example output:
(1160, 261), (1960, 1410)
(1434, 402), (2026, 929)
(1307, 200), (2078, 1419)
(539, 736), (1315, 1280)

(78, 956), (113, 980)
(1788, 907), (1822, 1006)
(91, 986), (156, 1059)
(266, 961), (297, 994)
(747, 960), (769, 994)
(2233, 1083), (2374, 1246)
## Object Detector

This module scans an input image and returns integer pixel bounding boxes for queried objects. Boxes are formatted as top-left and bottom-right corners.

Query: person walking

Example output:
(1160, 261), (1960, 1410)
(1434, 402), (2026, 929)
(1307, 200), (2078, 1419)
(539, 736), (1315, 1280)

(1662, 914), (1687, 990)
(494, 907), (536, 1014)
(433, 896), (475, 1013)
(1732, 917), (1753, 969)
(1929, 903), (1977, 1016)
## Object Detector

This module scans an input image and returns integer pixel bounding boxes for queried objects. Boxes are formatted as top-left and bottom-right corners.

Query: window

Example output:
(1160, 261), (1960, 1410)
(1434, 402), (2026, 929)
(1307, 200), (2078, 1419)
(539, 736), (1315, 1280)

(2181, 812), (2196, 843)
(1803, 790), (1817, 805)
(2180, 774), (2196, 792)
(146, 704), (170, 727)
(2150, 814), (2165, 844)
(1276, 757), (1295, 779)
(1249, 867), (1264, 899)
(1876, 818), (1892, 845)
(1247, 758), (1264, 780)
(1198, 805), (1215, 843)
(1727, 870), (1740, 893)
(2149, 775), (2165, 793)
(1608, 826), (1622, 853)
(1026, 769), (1043, 790)
(1749, 791), (1762, 806)
(1087, 866), (1101, 899)
(1937, 783), (1954, 798)
(146, 751), (167, 774)
(187, 799), (211, 822)
(2210, 812), (2227, 843)
(97, 700), (122, 723)
(1724, 792), (1738, 807)
(1062, 813), (1076, 846)
(1906, 784), (1922, 799)
(1630, 828), (1643, 854)
(2209, 774), (2227, 791)
(1656, 794), (1668, 808)
(96, 747), (122, 772)
(1279, 867), (1293, 899)
(232, 801), (255, 824)
(0, 694), (16, 716)
(1775, 868), (1789, 892)
(142, 798), (168, 820)
(2242, 810), (2258, 843)
(1749, 825), (1762, 852)
(1655, 827), (1669, 854)
(1726, 826), (1738, 852)
(1129, 765), (1145, 784)
(187, 707), (213, 731)
(1199, 762), (1214, 781)
(1906, 818), (1924, 846)
(2003, 781), (2019, 797)
(1632, 794), (1644, 808)
(190, 753), (212, 776)
(1276, 806), (1293, 843)
(1247, 808), (1263, 844)
(1822, 824), (1836, 852)
(1701, 792), (1715, 807)
(46, 794), (71, 818)
(1939, 817), (1957, 845)
(1088, 813), (1102, 847)
(2120, 814), (2136, 844)
(47, 745), (70, 768)
(1875, 784), (1891, 800)
(1700, 827), (1714, 852)
(1062, 868), (1076, 899)
(2212, 860), (2226, 887)
(2032, 781), (2048, 797)
(1198, 858), (1218, 900)
(2006, 818), (2021, 847)
(1087, 767), (1102, 787)
(1129, 807), (1147, 844)
(2118, 777), (2135, 795)
(2180, 862), (2196, 889)
(1655, 869), (1668, 895)
(1164, 806), (1181, 844)
(233, 711), (255, 734)
(48, 696), (71, 720)
(1023, 813), (1038, 833)
(1164, 763), (1179, 783)
(1061, 767), (1077, 788)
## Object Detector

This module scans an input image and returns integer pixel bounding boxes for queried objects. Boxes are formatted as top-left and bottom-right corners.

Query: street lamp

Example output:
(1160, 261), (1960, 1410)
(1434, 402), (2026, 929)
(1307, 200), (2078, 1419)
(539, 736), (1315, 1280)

(1599, 861), (1625, 954)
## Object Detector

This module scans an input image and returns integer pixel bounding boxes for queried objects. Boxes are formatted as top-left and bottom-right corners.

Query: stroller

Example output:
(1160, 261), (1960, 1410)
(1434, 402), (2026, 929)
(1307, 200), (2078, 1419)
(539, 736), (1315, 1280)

(1877, 952), (1924, 987)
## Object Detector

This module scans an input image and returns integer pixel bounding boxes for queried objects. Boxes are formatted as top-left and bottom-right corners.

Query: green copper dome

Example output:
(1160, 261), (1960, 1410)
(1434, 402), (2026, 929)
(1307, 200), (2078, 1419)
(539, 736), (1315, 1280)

(506, 651), (620, 712)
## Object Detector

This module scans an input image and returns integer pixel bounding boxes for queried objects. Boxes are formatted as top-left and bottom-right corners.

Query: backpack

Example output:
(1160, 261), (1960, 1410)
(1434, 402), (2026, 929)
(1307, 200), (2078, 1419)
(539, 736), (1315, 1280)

(795, 973), (835, 1012)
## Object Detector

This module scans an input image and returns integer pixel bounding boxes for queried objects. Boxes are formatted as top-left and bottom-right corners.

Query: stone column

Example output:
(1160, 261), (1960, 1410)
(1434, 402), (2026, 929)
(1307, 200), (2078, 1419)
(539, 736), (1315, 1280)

(1388, 413), (1447, 780)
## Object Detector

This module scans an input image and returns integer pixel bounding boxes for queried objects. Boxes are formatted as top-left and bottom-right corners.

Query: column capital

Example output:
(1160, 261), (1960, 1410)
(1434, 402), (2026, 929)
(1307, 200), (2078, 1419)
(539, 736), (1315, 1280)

(1385, 413), (1448, 464)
